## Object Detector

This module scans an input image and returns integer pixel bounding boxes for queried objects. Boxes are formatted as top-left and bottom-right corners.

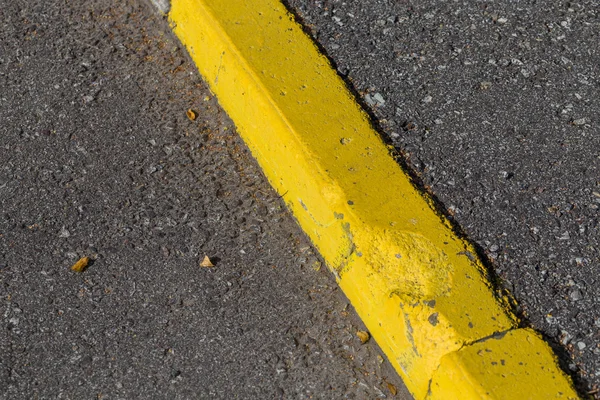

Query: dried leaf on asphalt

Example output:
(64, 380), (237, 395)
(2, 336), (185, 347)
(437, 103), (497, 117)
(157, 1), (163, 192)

(200, 255), (214, 268)
(356, 330), (370, 344)
(186, 109), (197, 121)
(71, 256), (90, 272)
(387, 382), (398, 396)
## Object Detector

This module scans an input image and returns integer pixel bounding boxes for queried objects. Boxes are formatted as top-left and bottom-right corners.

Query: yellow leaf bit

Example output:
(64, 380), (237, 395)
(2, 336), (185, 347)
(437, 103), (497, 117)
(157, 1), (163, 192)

(186, 109), (197, 121)
(356, 330), (370, 344)
(387, 382), (398, 396)
(71, 257), (90, 273)
(200, 255), (214, 268)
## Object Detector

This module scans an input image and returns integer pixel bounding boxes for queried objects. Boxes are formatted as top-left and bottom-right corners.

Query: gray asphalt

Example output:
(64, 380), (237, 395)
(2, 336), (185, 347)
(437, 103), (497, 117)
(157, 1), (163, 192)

(285, 0), (600, 396)
(0, 0), (409, 398)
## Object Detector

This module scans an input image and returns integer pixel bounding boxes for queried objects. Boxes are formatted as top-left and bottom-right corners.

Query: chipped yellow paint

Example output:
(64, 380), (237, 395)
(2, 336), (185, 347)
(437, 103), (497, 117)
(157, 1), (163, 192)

(168, 0), (578, 398)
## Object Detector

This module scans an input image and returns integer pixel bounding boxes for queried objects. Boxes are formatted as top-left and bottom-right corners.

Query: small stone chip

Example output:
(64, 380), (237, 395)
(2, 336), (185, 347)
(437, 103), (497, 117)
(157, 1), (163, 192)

(570, 289), (583, 301)
(186, 109), (197, 121)
(357, 330), (370, 344)
(71, 256), (90, 273)
(372, 92), (385, 105)
(428, 312), (439, 326)
(200, 255), (214, 268)
(149, 0), (170, 14)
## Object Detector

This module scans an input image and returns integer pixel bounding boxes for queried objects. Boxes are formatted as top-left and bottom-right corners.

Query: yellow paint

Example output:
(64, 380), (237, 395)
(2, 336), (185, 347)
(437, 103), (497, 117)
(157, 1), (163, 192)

(168, 0), (578, 398)
(429, 329), (579, 399)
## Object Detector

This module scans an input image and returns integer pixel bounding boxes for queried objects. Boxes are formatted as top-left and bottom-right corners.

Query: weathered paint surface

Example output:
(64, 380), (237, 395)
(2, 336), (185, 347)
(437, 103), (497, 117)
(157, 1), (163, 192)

(168, 0), (578, 398)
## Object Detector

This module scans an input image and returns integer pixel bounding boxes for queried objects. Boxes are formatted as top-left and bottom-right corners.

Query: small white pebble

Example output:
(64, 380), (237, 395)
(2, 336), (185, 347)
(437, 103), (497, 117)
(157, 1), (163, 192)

(372, 93), (385, 106)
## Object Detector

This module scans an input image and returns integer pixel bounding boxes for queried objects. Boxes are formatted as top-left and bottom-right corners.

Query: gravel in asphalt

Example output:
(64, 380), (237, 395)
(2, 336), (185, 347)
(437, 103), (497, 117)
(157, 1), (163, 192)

(0, 0), (409, 398)
(285, 0), (600, 395)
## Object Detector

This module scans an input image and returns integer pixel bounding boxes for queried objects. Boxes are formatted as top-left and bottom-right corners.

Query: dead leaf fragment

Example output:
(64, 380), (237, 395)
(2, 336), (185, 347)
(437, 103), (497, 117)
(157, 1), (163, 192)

(200, 255), (214, 268)
(186, 109), (197, 121)
(71, 256), (89, 273)
(356, 330), (370, 344)
(387, 382), (398, 396)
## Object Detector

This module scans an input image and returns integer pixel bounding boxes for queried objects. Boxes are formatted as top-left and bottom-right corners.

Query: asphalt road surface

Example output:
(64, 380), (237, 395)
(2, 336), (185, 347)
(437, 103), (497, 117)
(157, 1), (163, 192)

(0, 0), (409, 398)
(285, 0), (600, 395)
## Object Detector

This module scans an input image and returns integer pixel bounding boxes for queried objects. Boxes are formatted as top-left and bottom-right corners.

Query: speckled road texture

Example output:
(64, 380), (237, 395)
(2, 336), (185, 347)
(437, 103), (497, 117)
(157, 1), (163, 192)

(0, 0), (409, 398)
(284, 0), (600, 396)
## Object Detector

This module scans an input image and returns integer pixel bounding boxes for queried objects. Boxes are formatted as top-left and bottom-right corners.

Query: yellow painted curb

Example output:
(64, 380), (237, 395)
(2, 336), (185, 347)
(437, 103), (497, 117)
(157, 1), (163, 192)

(167, 0), (579, 398)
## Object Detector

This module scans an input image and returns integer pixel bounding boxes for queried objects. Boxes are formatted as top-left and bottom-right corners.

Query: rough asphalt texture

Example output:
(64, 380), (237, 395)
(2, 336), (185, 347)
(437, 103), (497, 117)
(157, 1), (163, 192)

(0, 1), (410, 398)
(285, 0), (600, 395)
